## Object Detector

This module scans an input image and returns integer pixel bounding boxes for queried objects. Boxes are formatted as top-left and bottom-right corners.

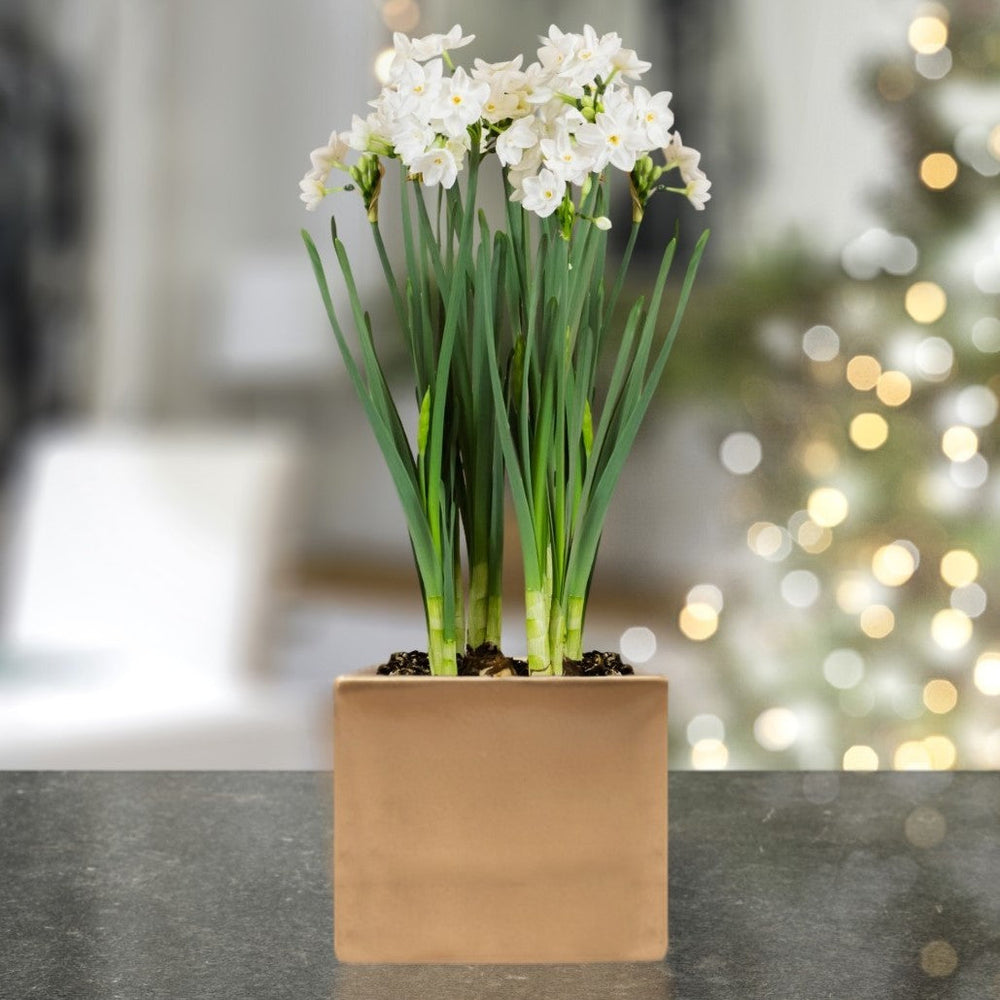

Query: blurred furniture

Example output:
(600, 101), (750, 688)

(0, 424), (326, 767)
(0, 771), (992, 995)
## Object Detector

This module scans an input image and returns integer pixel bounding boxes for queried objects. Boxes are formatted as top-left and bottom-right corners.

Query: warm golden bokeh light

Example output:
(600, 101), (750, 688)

(801, 440), (840, 477)
(843, 744), (879, 770)
(923, 734), (957, 770)
(974, 652), (1000, 696)
(860, 604), (895, 638)
(846, 354), (882, 391)
(908, 15), (948, 54)
(849, 412), (889, 450)
(753, 707), (800, 752)
(836, 576), (873, 614)
(679, 602), (719, 641)
(905, 281), (947, 323)
(807, 487), (849, 527)
(931, 608), (972, 651)
(691, 738), (729, 769)
(876, 370), (912, 406)
(872, 543), (916, 586)
(895, 740), (932, 770)
(941, 425), (978, 462)
(919, 152), (958, 189)
(940, 549), (978, 587)
(923, 678), (958, 714)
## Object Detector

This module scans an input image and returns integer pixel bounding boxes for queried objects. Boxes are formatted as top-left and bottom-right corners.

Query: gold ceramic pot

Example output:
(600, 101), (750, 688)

(333, 670), (668, 963)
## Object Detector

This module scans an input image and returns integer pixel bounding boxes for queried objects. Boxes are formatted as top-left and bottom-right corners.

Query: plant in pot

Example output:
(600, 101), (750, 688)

(300, 23), (710, 963)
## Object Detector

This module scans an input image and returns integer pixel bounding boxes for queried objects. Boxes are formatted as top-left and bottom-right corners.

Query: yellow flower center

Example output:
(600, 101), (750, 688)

(451, 95), (463, 105)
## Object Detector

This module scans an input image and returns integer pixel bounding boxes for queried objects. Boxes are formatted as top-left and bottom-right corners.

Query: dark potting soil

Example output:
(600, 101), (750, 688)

(375, 644), (635, 677)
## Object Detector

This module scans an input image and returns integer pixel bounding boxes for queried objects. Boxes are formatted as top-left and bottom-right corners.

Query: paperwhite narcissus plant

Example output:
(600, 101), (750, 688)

(300, 26), (710, 676)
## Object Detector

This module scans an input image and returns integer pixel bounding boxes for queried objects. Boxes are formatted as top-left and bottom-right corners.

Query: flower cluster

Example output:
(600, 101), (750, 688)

(300, 24), (710, 224)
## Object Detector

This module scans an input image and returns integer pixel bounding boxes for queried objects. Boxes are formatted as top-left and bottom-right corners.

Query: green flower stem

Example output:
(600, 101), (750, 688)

(525, 588), (550, 675)
(426, 594), (458, 676)
(565, 596), (585, 662)
(468, 561), (489, 649)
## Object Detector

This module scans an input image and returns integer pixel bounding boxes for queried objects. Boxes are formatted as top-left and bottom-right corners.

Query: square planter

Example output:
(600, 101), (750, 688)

(333, 671), (668, 963)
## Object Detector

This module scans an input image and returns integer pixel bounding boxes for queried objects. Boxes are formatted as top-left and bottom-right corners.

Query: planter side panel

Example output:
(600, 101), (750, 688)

(334, 675), (668, 963)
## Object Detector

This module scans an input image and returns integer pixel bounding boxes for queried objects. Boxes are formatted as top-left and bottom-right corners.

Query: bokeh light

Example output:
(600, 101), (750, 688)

(974, 652), (1000, 696)
(955, 385), (998, 426)
(781, 569), (820, 608)
(940, 549), (978, 586)
(923, 678), (958, 714)
(800, 440), (840, 477)
(850, 412), (889, 450)
(691, 739), (729, 769)
(941, 425), (978, 462)
(905, 281), (947, 323)
(843, 745), (879, 770)
(719, 431), (762, 474)
(930, 608), (972, 651)
(802, 324), (840, 362)
(748, 521), (793, 561)
(754, 707), (800, 751)
(687, 583), (724, 614)
(895, 740), (932, 770)
(846, 354), (882, 390)
(860, 604), (895, 638)
(923, 734), (957, 770)
(373, 47), (396, 85)
(919, 152), (958, 189)
(807, 487), (849, 527)
(380, 0), (421, 31)
(679, 602), (719, 641)
(619, 626), (657, 664)
(908, 15), (948, 55)
(876, 370), (913, 406)
(915, 336), (953, 380)
(872, 542), (917, 586)
(950, 582), (986, 618)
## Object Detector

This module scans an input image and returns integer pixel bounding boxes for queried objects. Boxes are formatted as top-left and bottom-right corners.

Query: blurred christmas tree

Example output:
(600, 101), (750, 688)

(670, 0), (1000, 770)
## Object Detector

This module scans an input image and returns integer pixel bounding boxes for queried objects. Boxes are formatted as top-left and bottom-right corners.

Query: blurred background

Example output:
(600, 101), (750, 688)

(0, 0), (998, 769)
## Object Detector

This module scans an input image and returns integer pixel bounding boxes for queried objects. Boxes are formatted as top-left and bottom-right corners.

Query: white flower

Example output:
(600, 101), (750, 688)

(385, 58), (444, 117)
(563, 25), (621, 87)
(431, 66), (490, 138)
(496, 115), (539, 167)
(392, 25), (475, 74)
(610, 47), (651, 80)
(346, 112), (391, 154)
(661, 130), (703, 181)
(594, 216), (612, 230)
(540, 127), (594, 186)
(576, 105), (643, 172)
(299, 169), (328, 211)
(537, 25), (577, 76)
(684, 168), (712, 210)
(388, 115), (436, 166)
(411, 146), (459, 188)
(632, 86), (674, 148)
(308, 131), (350, 177)
(519, 167), (566, 218)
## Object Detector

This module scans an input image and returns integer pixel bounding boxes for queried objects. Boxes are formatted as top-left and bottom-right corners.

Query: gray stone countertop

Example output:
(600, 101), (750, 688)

(1, 771), (998, 998)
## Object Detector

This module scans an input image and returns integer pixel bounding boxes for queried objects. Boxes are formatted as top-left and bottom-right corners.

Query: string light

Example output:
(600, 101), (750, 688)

(919, 152), (958, 189)
(860, 604), (895, 638)
(941, 426), (978, 462)
(940, 549), (978, 587)
(679, 602), (719, 641)
(930, 608), (972, 651)
(905, 281), (947, 323)
(846, 354), (882, 390)
(872, 542), (917, 586)
(974, 652), (1000, 696)
(923, 678), (958, 713)
(807, 487), (849, 527)
(691, 739), (729, 769)
(876, 370), (912, 406)
(850, 412), (889, 450)
(907, 14), (948, 54)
